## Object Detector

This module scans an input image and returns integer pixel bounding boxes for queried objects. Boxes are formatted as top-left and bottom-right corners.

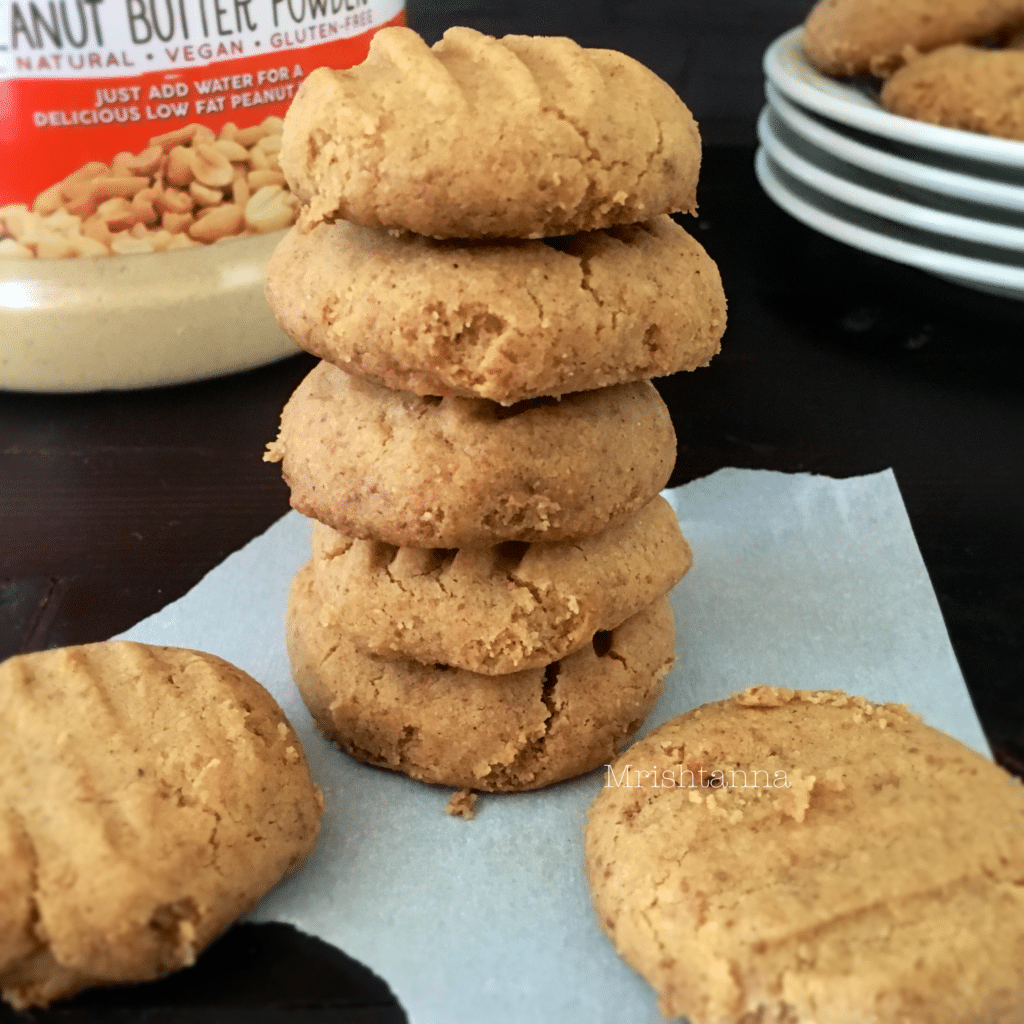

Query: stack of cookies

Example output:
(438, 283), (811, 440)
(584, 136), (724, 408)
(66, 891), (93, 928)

(264, 25), (727, 798)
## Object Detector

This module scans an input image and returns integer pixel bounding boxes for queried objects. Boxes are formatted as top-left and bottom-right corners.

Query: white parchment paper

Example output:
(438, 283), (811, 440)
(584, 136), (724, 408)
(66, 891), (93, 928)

(118, 468), (988, 1024)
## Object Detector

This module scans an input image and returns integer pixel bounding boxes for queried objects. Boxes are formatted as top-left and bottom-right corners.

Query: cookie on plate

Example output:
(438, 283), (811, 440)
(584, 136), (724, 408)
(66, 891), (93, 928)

(288, 563), (676, 792)
(882, 43), (1024, 138)
(280, 26), (701, 238)
(266, 216), (725, 404)
(265, 361), (676, 548)
(310, 494), (691, 674)
(803, 0), (1024, 77)
(585, 686), (1024, 1024)
(0, 642), (323, 1009)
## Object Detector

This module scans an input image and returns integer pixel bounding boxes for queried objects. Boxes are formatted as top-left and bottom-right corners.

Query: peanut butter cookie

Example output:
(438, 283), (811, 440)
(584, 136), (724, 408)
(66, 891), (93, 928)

(265, 361), (676, 548)
(0, 642), (323, 1009)
(288, 563), (676, 793)
(280, 26), (701, 238)
(265, 215), (725, 404)
(882, 43), (1024, 138)
(585, 686), (1024, 1023)
(310, 494), (691, 674)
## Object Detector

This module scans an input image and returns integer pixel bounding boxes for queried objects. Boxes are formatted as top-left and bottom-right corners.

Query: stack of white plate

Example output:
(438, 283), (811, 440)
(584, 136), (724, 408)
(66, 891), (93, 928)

(759, 26), (1024, 300)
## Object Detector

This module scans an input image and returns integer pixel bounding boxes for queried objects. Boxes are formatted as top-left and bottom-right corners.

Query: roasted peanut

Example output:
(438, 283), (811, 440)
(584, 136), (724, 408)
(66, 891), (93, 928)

(6, 208), (44, 248)
(165, 146), (195, 188)
(44, 209), (82, 236)
(32, 183), (64, 216)
(162, 211), (194, 234)
(231, 171), (251, 209)
(110, 150), (135, 177)
(189, 204), (244, 243)
(96, 197), (138, 232)
(247, 169), (286, 191)
(125, 145), (164, 177)
(0, 205), (28, 236)
(35, 227), (78, 259)
(64, 182), (101, 219)
(91, 176), (151, 201)
(156, 187), (194, 215)
(189, 144), (234, 189)
(234, 123), (270, 147)
(245, 185), (298, 234)
(0, 238), (34, 258)
(164, 232), (198, 250)
(189, 181), (225, 207)
(110, 233), (156, 255)
(149, 124), (201, 150)
(81, 216), (114, 245)
(213, 138), (251, 163)
(68, 233), (110, 257)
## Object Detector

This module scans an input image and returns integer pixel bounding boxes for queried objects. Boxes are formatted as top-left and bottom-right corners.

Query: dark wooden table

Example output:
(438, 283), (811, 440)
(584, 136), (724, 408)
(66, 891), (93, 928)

(3, 3), (1023, 1018)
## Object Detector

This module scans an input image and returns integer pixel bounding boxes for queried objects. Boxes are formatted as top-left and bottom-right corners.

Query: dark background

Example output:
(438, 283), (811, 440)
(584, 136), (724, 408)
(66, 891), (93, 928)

(408, 0), (818, 143)
(3, 0), (1024, 1020)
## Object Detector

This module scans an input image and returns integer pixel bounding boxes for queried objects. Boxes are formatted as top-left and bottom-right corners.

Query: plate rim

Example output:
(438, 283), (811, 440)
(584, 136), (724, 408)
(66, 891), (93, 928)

(758, 105), (1024, 254)
(763, 26), (1024, 169)
(754, 146), (1024, 295)
(765, 82), (1024, 215)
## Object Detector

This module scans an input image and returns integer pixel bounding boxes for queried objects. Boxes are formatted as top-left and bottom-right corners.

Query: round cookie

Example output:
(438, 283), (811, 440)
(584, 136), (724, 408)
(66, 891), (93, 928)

(280, 26), (701, 238)
(585, 686), (1024, 1024)
(287, 563), (676, 793)
(882, 43), (1024, 138)
(265, 361), (677, 548)
(266, 216), (725, 405)
(310, 494), (692, 675)
(803, 0), (1024, 77)
(0, 642), (323, 1010)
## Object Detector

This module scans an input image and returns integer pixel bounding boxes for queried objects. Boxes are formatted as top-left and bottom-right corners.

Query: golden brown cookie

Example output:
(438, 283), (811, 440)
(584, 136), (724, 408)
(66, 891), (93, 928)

(310, 494), (691, 675)
(265, 216), (725, 404)
(803, 0), (1024, 77)
(287, 563), (676, 793)
(265, 361), (676, 548)
(0, 642), (323, 1009)
(585, 686), (1024, 1024)
(280, 26), (701, 238)
(882, 43), (1024, 138)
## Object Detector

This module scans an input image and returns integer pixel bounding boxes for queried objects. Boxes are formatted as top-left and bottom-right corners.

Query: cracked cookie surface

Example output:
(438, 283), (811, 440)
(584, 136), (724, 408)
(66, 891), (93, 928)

(287, 563), (675, 792)
(0, 642), (323, 1009)
(266, 215), (725, 404)
(309, 495), (691, 675)
(585, 686), (1024, 1024)
(265, 361), (676, 548)
(280, 26), (701, 238)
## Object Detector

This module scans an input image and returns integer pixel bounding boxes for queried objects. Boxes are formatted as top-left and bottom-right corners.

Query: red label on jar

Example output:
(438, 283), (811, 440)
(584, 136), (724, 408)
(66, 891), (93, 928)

(0, 0), (405, 205)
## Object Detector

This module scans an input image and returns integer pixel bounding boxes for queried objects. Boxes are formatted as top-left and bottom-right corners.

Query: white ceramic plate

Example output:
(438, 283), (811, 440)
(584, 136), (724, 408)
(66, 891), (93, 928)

(758, 105), (1024, 253)
(754, 146), (1024, 300)
(0, 229), (298, 393)
(766, 82), (1024, 215)
(763, 26), (1024, 170)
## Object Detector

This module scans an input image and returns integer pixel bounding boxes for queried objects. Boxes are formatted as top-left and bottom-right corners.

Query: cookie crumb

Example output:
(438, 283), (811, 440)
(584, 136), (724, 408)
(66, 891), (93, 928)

(446, 788), (477, 820)
(733, 685), (794, 707)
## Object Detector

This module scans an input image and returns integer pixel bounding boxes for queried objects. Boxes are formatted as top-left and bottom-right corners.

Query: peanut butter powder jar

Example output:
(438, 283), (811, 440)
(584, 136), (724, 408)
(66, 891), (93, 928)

(0, 0), (404, 390)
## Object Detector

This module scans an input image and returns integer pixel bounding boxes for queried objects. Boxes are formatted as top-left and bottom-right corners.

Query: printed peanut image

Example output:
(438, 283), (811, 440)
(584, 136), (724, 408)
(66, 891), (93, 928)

(0, 116), (299, 259)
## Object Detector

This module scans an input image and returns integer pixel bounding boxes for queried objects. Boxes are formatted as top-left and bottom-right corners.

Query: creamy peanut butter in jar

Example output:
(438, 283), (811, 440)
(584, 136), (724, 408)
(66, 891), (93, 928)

(0, 0), (405, 390)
